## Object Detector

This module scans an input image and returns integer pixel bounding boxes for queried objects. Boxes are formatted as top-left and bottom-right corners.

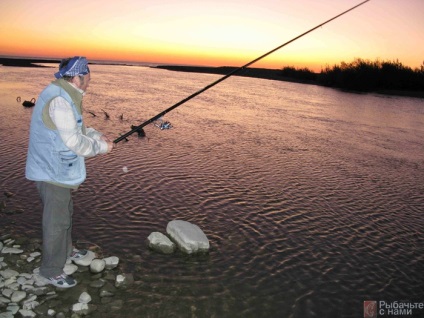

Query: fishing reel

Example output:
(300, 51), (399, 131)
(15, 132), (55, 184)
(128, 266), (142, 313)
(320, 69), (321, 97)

(154, 118), (172, 130)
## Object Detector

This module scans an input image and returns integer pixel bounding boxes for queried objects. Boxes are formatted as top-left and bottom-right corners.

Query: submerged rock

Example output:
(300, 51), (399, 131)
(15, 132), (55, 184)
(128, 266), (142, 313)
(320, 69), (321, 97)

(1, 247), (24, 254)
(78, 291), (92, 304)
(0, 233), (135, 317)
(63, 263), (78, 275)
(90, 259), (106, 273)
(166, 220), (210, 254)
(115, 273), (134, 288)
(104, 256), (119, 270)
(147, 232), (176, 254)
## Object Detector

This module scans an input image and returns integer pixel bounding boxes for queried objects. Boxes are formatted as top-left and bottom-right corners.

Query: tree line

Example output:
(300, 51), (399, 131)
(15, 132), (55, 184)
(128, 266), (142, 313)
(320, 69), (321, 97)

(280, 58), (424, 93)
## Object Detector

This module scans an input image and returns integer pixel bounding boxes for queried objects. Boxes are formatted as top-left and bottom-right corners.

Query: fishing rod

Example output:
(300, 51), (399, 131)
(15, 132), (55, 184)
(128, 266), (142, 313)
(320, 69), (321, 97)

(114, 0), (370, 144)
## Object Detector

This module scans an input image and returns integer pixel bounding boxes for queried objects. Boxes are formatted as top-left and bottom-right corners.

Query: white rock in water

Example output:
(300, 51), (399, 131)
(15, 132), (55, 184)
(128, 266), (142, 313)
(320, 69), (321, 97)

(166, 220), (210, 254)
(7, 304), (19, 315)
(1, 269), (19, 279)
(18, 309), (36, 318)
(72, 303), (89, 315)
(115, 273), (134, 288)
(63, 263), (78, 275)
(0, 295), (11, 303)
(3, 288), (13, 298)
(11, 290), (27, 303)
(1, 247), (23, 254)
(90, 259), (106, 273)
(29, 252), (41, 258)
(32, 271), (49, 287)
(73, 250), (96, 266)
(147, 232), (175, 254)
(78, 291), (92, 304)
(104, 256), (119, 270)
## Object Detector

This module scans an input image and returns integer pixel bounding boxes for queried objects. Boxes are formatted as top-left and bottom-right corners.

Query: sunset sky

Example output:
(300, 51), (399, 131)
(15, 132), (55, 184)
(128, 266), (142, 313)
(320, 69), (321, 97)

(0, 0), (422, 72)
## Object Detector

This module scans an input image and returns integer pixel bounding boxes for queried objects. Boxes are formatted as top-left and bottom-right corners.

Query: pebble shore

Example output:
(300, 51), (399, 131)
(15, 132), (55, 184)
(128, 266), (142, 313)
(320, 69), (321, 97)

(0, 233), (136, 318)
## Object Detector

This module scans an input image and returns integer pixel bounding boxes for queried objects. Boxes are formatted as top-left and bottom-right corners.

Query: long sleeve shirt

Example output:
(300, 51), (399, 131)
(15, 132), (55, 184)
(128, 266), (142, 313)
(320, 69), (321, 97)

(49, 87), (108, 157)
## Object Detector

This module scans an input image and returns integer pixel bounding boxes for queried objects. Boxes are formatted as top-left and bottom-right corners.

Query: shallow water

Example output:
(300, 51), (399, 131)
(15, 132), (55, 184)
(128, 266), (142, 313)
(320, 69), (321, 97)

(1, 64), (424, 317)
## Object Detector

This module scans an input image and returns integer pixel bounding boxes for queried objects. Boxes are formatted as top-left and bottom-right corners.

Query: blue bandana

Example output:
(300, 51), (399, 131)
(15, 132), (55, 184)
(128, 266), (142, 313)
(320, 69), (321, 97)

(54, 56), (90, 79)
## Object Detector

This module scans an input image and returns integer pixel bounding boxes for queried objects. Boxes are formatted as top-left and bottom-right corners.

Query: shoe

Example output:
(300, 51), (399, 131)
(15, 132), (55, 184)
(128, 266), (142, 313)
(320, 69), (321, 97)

(47, 273), (77, 288)
(69, 249), (88, 261)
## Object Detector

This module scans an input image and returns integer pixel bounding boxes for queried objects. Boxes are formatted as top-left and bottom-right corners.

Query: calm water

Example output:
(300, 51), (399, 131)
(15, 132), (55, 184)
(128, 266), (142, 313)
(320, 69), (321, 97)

(1, 64), (424, 317)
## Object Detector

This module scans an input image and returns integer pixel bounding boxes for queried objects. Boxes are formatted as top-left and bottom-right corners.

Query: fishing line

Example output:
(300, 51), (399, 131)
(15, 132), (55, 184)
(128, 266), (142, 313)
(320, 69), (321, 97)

(114, 0), (370, 144)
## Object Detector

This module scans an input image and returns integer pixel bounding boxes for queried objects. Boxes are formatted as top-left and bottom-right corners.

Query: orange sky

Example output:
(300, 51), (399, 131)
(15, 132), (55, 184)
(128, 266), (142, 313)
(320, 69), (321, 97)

(0, 0), (423, 72)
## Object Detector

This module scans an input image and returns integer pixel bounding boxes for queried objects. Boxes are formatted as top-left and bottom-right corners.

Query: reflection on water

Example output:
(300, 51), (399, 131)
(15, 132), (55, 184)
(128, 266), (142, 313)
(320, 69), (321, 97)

(1, 65), (424, 317)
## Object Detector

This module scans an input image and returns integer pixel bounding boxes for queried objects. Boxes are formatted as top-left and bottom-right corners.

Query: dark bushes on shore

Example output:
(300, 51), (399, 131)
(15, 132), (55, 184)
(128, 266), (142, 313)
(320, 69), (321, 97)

(281, 59), (424, 93)
(280, 66), (316, 82)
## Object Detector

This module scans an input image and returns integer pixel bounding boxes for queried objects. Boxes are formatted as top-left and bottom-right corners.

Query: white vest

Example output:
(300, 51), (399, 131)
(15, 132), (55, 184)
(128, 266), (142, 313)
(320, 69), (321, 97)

(26, 81), (86, 186)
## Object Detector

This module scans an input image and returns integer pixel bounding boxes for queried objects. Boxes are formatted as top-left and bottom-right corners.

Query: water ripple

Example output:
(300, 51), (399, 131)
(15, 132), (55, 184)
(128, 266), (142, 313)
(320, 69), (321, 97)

(1, 65), (424, 317)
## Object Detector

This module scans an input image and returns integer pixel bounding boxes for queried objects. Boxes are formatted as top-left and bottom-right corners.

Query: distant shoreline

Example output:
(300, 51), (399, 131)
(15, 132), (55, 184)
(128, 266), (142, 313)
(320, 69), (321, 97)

(0, 57), (59, 67)
(154, 65), (317, 85)
(0, 57), (315, 85)
(2, 57), (422, 98)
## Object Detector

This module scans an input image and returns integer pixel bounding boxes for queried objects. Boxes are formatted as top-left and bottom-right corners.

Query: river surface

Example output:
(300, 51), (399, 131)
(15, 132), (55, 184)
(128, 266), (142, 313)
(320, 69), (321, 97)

(1, 64), (423, 317)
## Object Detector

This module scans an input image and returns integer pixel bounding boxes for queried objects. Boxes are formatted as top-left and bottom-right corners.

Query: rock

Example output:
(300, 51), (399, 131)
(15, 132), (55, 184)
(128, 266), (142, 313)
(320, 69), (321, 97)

(115, 273), (134, 288)
(0, 269), (19, 279)
(147, 232), (176, 254)
(99, 282), (116, 297)
(89, 279), (106, 288)
(63, 263), (78, 275)
(22, 299), (40, 311)
(90, 259), (105, 273)
(3, 287), (14, 297)
(0, 234), (11, 241)
(1, 247), (23, 254)
(0, 312), (14, 318)
(109, 299), (124, 311)
(72, 250), (96, 266)
(6, 303), (19, 314)
(29, 252), (41, 258)
(72, 302), (89, 315)
(78, 291), (92, 304)
(18, 309), (36, 318)
(72, 303), (97, 316)
(166, 220), (210, 254)
(4, 277), (17, 287)
(19, 273), (32, 279)
(103, 271), (116, 281)
(31, 287), (49, 296)
(32, 272), (49, 287)
(104, 256), (119, 270)
(11, 290), (26, 302)
(0, 234), (130, 317)
(3, 239), (14, 246)
(99, 289), (114, 298)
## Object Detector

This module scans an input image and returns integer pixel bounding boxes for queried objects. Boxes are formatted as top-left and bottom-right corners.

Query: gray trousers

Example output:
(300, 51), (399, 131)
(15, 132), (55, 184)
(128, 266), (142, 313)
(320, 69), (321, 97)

(36, 181), (74, 278)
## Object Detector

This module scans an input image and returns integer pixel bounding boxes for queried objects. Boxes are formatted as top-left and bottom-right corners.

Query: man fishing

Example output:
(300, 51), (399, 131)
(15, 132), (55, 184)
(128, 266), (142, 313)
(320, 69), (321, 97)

(25, 56), (114, 288)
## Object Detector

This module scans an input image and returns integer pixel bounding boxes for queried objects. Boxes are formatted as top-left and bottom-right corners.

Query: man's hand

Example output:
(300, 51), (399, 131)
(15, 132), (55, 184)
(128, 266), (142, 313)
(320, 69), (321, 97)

(101, 135), (115, 153)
